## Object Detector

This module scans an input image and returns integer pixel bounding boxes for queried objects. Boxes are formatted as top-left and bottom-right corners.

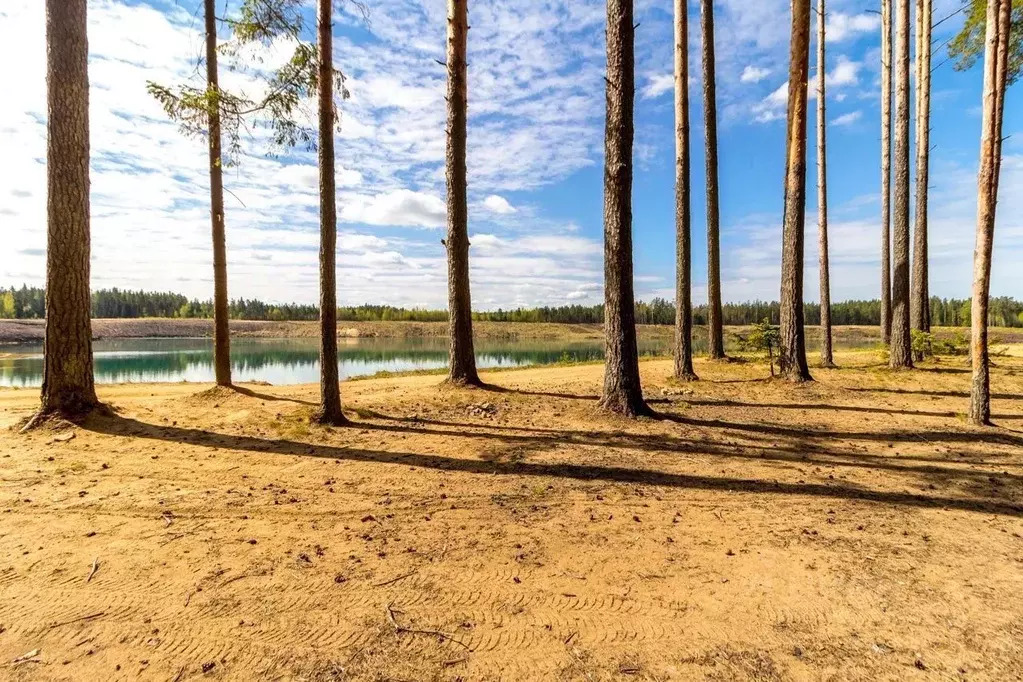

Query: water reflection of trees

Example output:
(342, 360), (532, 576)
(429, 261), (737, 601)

(2, 331), (879, 389)
(1, 339), (671, 387)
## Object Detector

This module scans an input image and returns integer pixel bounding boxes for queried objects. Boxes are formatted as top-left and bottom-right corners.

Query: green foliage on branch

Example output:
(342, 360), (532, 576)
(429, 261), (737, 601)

(147, 0), (355, 161)
(949, 0), (1022, 85)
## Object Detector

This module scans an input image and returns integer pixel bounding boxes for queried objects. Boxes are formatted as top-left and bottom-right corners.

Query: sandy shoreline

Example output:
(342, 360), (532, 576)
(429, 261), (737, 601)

(1, 352), (1022, 679)
(3, 317), (1020, 349)
(0, 318), (626, 344)
(0, 317), (933, 343)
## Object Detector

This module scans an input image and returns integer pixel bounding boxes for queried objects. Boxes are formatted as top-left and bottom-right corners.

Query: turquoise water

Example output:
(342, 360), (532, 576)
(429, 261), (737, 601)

(0, 337), (671, 387)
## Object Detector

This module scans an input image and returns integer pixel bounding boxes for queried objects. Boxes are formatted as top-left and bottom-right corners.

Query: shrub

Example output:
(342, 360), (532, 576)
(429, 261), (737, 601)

(733, 319), (781, 377)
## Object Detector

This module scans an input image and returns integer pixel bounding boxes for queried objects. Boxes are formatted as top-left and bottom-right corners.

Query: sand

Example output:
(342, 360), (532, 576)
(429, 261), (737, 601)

(0, 350), (1021, 680)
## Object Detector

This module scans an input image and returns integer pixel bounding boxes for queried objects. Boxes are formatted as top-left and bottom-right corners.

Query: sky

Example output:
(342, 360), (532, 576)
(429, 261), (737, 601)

(0, 0), (1020, 310)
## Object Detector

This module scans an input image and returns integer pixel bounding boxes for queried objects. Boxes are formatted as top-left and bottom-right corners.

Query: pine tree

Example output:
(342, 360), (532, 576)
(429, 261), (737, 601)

(673, 0), (698, 381)
(701, 0), (725, 360)
(880, 0), (893, 345)
(599, 0), (648, 416)
(970, 0), (1012, 425)
(313, 0), (346, 425)
(816, 0), (834, 368)
(911, 0), (933, 360)
(35, 0), (101, 421)
(444, 0), (482, 386)
(890, 0), (914, 368)
(778, 0), (813, 383)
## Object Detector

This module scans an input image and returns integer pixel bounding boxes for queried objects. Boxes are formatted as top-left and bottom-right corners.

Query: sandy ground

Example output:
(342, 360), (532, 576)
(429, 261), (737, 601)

(1, 351), (1022, 681)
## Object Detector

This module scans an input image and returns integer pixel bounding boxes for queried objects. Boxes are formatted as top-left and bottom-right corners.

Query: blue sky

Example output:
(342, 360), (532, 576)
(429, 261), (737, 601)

(0, 0), (1020, 309)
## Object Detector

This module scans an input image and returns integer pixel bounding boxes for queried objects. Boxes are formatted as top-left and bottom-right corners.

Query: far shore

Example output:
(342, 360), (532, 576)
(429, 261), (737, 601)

(2, 317), (1019, 346)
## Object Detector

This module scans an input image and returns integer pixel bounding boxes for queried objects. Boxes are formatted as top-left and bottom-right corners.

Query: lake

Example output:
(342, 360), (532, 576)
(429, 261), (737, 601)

(0, 337), (672, 387)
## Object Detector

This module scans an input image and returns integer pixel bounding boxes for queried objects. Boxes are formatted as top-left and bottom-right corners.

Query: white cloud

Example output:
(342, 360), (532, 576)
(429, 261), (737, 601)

(826, 56), (861, 87)
(752, 81), (789, 122)
(340, 233), (390, 252)
(276, 164), (363, 189)
(714, 155), (1023, 303)
(482, 194), (517, 214)
(342, 189), (446, 228)
(0, 0), (1015, 311)
(740, 65), (771, 84)
(825, 12), (881, 43)
(831, 110), (862, 126)
(641, 73), (674, 99)
(471, 233), (601, 258)
(751, 57), (861, 123)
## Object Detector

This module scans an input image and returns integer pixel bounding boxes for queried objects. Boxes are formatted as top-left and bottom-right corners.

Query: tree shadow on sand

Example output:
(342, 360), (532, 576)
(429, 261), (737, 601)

(682, 398), (1023, 421)
(230, 385), (317, 406)
(80, 410), (1023, 519)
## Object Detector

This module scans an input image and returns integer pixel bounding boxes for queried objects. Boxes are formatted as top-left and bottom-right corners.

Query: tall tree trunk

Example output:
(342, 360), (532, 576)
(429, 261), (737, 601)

(673, 0), (697, 382)
(701, 0), (725, 360)
(444, 0), (481, 387)
(911, 0), (932, 361)
(778, 0), (813, 383)
(39, 0), (99, 418)
(600, 0), (648, 417)
(204, 0), (231, 387)
(992, 0), (1010, 191)
(313, 0), (345, 425)
(890, 0), (913, 369)
(816, 0), (834, 368)
(880, 0), (893, 345)
(969, 0), (1011, 426)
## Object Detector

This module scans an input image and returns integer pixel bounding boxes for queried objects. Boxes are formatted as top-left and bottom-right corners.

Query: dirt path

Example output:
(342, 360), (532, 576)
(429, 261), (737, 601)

(1, 352), (1021, 680)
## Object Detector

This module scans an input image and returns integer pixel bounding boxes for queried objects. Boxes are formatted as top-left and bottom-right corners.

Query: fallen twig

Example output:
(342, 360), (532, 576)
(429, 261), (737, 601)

(564, 631), (577, 645)
(86, 557), (99, 583)
(386, 603), (470, 651)
(10, 648), (41, 665)
(160, 521), (210, 546)
(48, 612), (105, 630)
(373, 570), (417, 588)
(19, 412), (44, 433)
(219, 571), (261, 588)
(911, 430), (937, 445)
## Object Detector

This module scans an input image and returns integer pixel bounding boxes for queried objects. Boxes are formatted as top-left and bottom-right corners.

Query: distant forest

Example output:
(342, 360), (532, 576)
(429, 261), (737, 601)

(3, 285), (1023, 327)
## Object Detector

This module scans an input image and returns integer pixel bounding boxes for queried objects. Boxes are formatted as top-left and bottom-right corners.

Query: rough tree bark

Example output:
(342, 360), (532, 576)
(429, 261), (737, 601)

(992, 0), (1010, 191)
(204, 0), (231, 387)
(778, 0), (813, 383)
(673, 0), (697, 382)
(38, 0), (99, 418)
(599, 0), (648, 416)
(880, 0), (893, 345)
(816, 0), (834, 368)
(911, 0), (932, 360)
(313, 0), (346, 425)
(701, 0), (725, 360)
(444, 0), (481, 387)
(890, 0), (913, 369)
(969, 0), (1011, 425)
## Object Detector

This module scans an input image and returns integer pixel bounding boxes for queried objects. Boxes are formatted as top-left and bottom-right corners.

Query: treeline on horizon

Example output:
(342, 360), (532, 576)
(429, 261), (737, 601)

(3, 285), (1023, 328)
